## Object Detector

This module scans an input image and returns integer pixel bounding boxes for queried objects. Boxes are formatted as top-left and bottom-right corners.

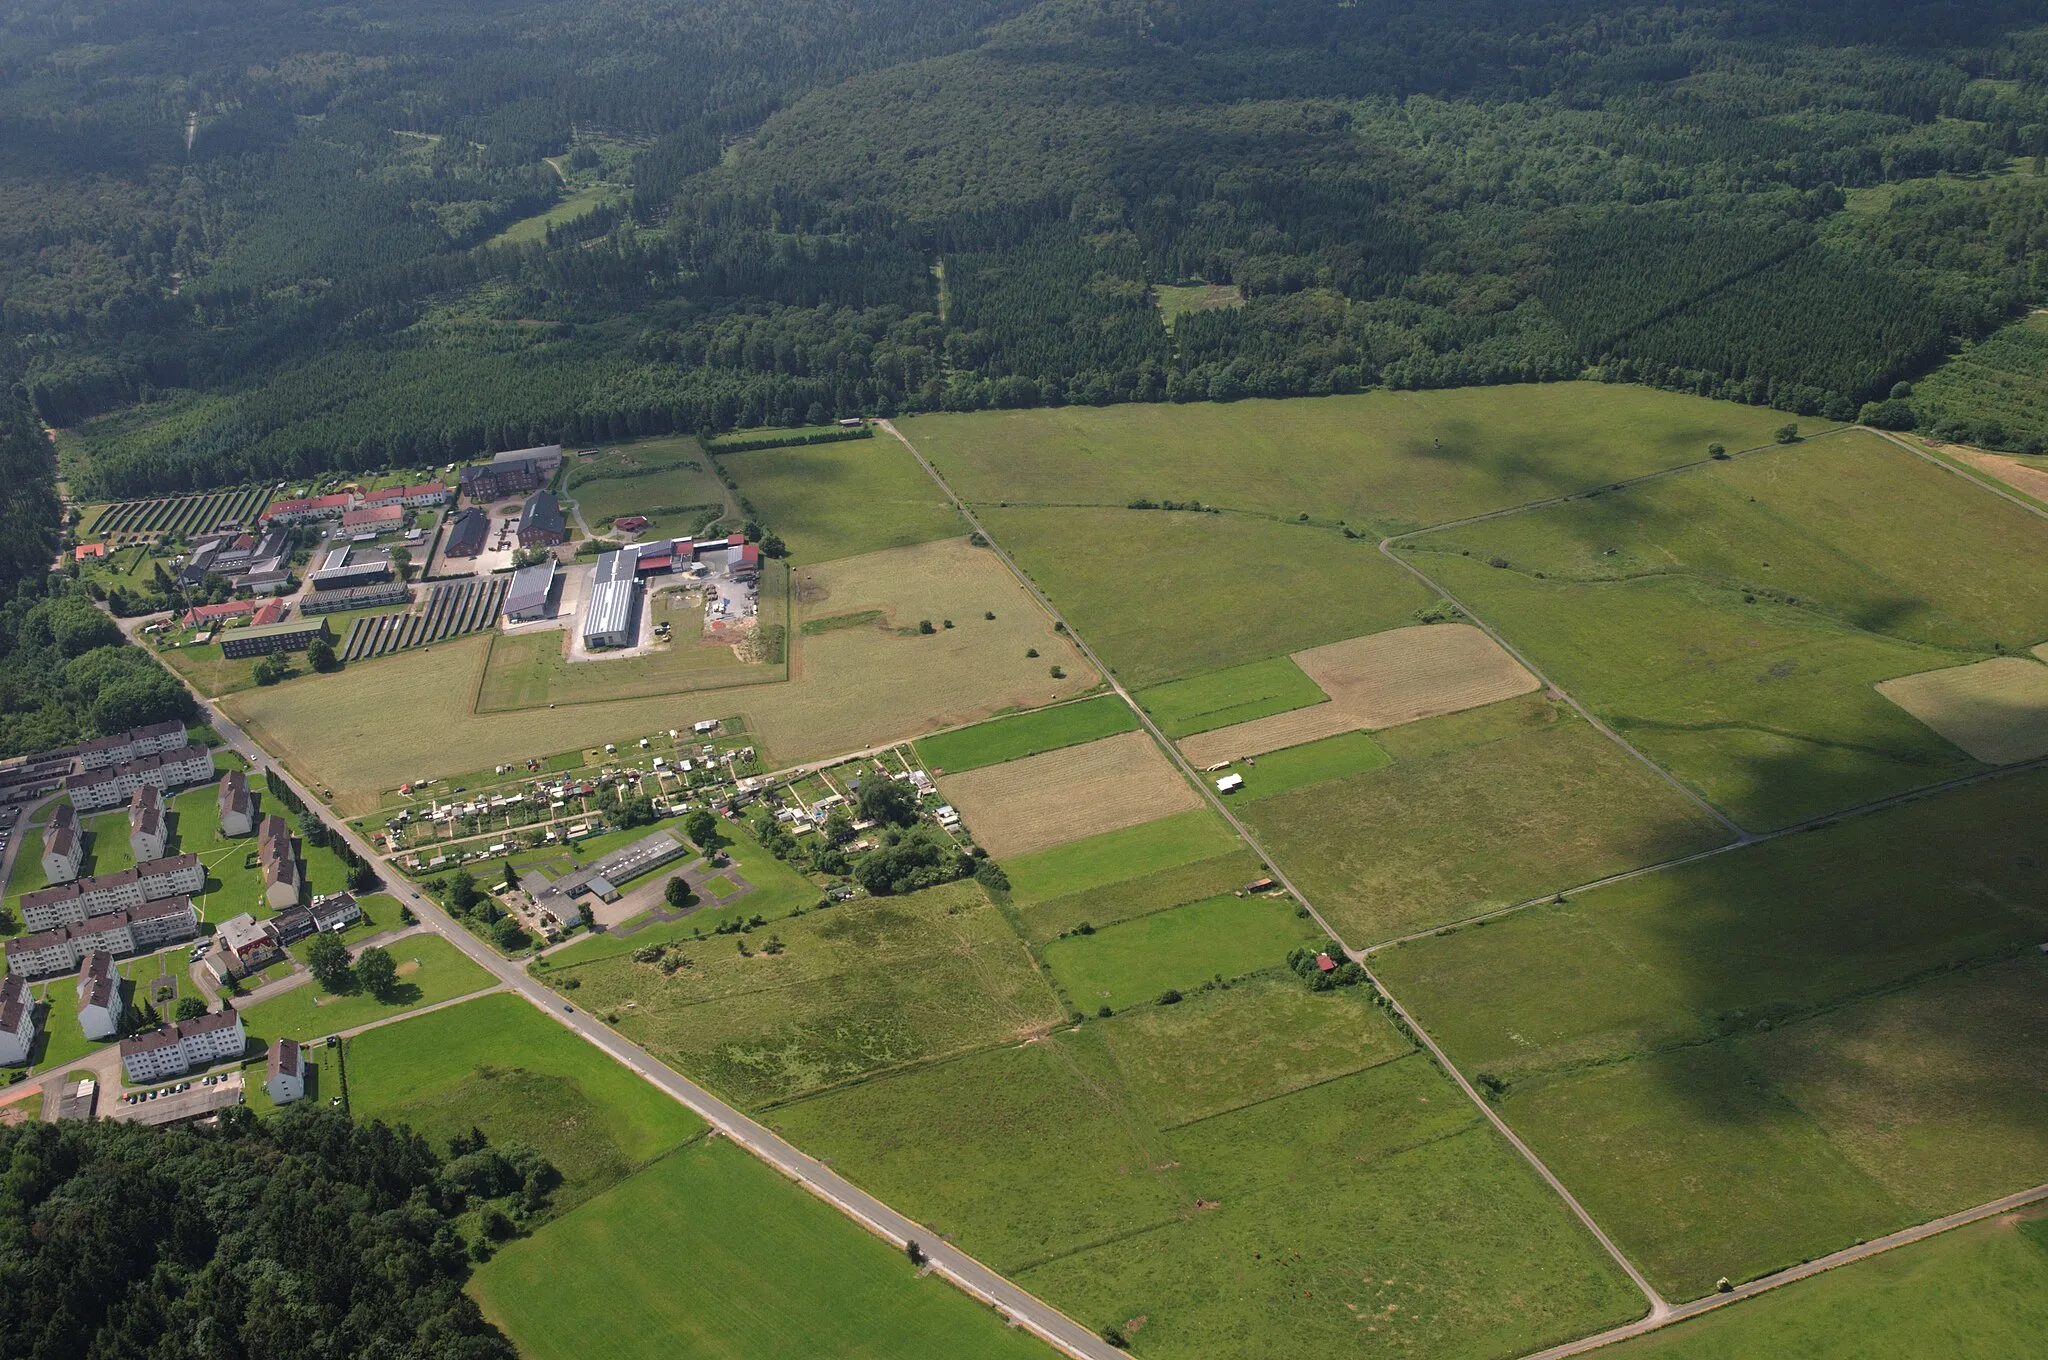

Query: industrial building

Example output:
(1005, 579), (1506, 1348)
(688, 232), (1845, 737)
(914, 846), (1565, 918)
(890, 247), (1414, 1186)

(584, 547), (643, 649)
(306, 544), (392, 592)
(505, 559), (558, 622)
(300, 580), (409, 615)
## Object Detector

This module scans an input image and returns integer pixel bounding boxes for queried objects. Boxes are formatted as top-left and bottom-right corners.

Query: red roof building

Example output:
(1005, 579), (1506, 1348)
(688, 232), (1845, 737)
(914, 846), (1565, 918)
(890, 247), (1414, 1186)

(612, 515), (649, 534)
(250, 599), (287, 627)
(74, 543), (107, 561)
(182, 600), (258, 628)
(1314, 952), (1337, 973)
(340, 504), (404, 530)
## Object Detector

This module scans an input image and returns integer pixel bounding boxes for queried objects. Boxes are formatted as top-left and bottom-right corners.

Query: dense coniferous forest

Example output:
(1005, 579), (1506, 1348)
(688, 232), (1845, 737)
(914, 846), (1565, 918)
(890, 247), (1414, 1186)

(5, 0), (2048, 499)
(0, 1107), (540, 1358)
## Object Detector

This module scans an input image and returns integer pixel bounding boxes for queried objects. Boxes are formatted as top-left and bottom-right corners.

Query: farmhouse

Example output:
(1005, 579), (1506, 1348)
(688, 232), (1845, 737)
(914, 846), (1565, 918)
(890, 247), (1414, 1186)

(258, 814), (301, 910)
(19, 853), (205, 930)
(66, 743), (215, 811)
(40, 802), (83, 883)
(128, 785), (167, 861)
(74, 719), (189, 772)
(505, 559), (557, 622)
(266, 1037), (305, 1105)
(519, 489), (567, 548)
(261, 493), (353, 526)
(76, 949), (124, 1040)
(0, 975), (35, 1066)
(443, 507), (491, 558)
(3, 897), (201, 978)
(119, 1008), (246, 1083)
(340, 503), (404, 532)
(218, 769), (255, 837)
(219, 618), (331, 660)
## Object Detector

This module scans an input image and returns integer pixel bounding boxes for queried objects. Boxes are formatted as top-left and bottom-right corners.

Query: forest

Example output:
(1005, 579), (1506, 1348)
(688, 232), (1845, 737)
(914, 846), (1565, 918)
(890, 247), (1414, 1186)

(0, 1106), (545, 1358)
(6, 0), (2048, 497)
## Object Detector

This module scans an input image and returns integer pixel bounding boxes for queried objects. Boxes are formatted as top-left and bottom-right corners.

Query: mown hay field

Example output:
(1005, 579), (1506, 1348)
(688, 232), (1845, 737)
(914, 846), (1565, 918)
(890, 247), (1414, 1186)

(224, 538), (1097, 813)
(1239, 695), (1733, 945)
(720, 434), (965, 564)
(1950, 446), (2048, 505)
(1040, 894), (1323, 1012)
(1016, 845), (1265, 944)
(1179, 622), (1537, 765)
(904, 382), (1797, 536)
(1402, 430), (2048, 829)
(938, 730), (1200, 859)
(1877, 655), (2048, 763)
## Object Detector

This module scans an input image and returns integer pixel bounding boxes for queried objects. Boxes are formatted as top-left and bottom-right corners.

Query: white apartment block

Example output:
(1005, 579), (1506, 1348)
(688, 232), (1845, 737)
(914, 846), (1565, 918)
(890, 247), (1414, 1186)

(217, 769), (255, 837)
(39, 803), (83, 883)
(72, 720), (188, 773)
(0, 975), (36, 1066)
(129, 785), (167, 861)
(66, 744), (214, 812)
(3, 897), (200, 979)
(77, 950), (124, 1041)
(119, 1008), (245, 1083)
(19, 853), (204, 931)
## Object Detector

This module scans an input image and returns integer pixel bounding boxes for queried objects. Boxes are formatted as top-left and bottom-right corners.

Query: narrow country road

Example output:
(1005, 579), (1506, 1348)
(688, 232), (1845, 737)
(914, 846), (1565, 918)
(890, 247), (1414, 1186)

(198, 705), (1124, 1360)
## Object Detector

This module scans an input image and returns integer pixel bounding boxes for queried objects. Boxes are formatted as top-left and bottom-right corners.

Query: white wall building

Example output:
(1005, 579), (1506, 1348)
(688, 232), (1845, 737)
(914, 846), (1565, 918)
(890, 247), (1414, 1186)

(265, 1037), (305, 1105)
(19, 853), (204, 931)
(0, 975), (36, 1066)
(119, 1008), (246, 1083)
(76, 949), (124, 1041)
(3, 898), (200, 979)
(129, 785), (167, 862)
(39, 803), (83, 884)
(72, 720), (188, 773)
(218, 769), (256, 838)
(66, 744), (214, 812)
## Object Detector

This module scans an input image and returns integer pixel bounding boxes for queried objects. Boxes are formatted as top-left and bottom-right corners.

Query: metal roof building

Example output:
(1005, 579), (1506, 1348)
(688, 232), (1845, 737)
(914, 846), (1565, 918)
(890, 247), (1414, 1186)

(583, 578), (639, 649)
(505, 560), (557, 622)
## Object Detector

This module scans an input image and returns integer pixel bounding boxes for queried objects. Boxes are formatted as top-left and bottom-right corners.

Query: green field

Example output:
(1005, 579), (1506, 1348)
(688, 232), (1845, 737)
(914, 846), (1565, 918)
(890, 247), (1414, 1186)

(1001, 806), (1245, 903)
(472, 1135), (1052, 1360)
(1601, 1207), (2048, 1359)
(1134, 655), (1328, 737)
(1239, 695), (1733, 945)
(1399, 430), (2048, 829)
(914, 695), (1137, 773)
(719, 436), (965, 563)
(1016, 846), (1265, 943)
(487, 182), (624, 247)
(475, 570), (787, 711)
(1040, 893), (1322, 1012)
(342, 992), (701, 1210)
(1227, 729), (1391, 800)
(1376, 773), (2048, 1299)
(563, 435), (730, 538)
(981, 505), (1438, 687)
(546, 880), (1062, 1107)
(904, 382), (1800, 535)
(237, 935), (496, 1042)
(1910, 310), (2048, 448)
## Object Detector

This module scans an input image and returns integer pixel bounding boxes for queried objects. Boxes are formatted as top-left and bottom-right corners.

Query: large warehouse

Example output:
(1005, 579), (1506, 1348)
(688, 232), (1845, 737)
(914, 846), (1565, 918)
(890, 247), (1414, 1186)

(582, 549), (641, 649)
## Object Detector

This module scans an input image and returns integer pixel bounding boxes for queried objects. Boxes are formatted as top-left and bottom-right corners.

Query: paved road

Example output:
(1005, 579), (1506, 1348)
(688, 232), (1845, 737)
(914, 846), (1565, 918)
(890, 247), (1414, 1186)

(877, 421), (1677, 1315)
(199, 704), (1122, 1360)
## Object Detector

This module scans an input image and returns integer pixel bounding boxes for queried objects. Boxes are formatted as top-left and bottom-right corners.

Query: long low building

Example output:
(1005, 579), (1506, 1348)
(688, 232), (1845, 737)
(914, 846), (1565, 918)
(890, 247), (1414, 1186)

(65, 743), (214, 811)
(4, 897), (201, 979)
(119, 1008), (246, 1083)
(19, 852), (205, 930)
(74, 720), (189, 773)
(300, 581), (409, 615)
(219, 618), (331, 660)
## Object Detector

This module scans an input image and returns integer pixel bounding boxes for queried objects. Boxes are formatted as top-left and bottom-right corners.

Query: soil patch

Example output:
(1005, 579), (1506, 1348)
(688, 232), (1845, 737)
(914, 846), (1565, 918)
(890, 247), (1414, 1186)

(938, 731), (1200, 859)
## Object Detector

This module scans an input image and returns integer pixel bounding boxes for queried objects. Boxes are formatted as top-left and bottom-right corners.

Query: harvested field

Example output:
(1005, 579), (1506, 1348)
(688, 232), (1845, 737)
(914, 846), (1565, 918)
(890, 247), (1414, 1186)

(939, 730), (1200, 859)
(1951, 447), (2048, 504)
(1877, 656), (2048, 763)
(1179, 623), (1537, 766)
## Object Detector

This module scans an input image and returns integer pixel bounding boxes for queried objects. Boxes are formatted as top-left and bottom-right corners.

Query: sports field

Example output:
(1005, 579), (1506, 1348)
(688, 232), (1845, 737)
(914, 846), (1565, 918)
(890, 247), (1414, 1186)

(223, 538), (1098, 813)
(1599, 1206), (2048, 1359)
(914, 694), (1138, 773)
(938, 730), (1200, 858)
(1238, 694), (1733, 944)
(1039, 892), (1323, 1011)
(1399, 430), (2048, 828)
(903, 382), (1798, 534)
(720, 436), (966, 562)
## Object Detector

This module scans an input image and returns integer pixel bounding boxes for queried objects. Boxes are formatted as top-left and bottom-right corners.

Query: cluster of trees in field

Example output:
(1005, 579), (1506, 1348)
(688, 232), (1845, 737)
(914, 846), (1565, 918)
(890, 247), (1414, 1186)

(0, 1107), (545, 1357)
(13, 1), (2048, 496)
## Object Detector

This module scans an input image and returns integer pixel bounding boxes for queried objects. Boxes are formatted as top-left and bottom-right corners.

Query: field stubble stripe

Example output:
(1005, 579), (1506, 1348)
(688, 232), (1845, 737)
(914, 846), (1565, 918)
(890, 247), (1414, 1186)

(1151, 1043), (1423, 1134)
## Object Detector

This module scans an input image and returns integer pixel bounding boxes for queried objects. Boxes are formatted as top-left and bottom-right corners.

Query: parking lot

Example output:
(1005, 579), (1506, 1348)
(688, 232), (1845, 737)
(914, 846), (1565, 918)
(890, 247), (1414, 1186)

(107, 1070), (245, 1126)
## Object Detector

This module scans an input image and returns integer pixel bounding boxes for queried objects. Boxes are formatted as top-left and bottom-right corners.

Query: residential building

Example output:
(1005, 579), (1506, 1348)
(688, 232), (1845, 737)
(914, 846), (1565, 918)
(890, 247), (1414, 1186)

(74, 542), (107, 562)
(340, 503), (404, 532)
(260, 493), (354, 525)
(181, 599), (258, 629)
(266, 1037), (306, 1105)
(3, 897), (200, 978)
(258, 814), (301, 910)
(443, 507), (491, 558)
(364, 481), (449, 508)
(64, 744), (215, 812)
(128, 785), (167, 861)
(249, 598), (288, 628)
(73, 720), (188, 772)
(218, 769), (255, 837)
(40, 803), (83, 883)
(19, 854), (204, 931)
(518, 489), (566, 549)
(119, 1008), (246, 1083)
(219, 618), (330, 660)
(310, 892), (363, 933)
(209, 913), (283, 981)
(504, 560), (557, 622)
(76, 950), (124, 1040)
(0, 975), (36, 1065)
(300, 581), (409, 615)
(458, 447), (559, 503)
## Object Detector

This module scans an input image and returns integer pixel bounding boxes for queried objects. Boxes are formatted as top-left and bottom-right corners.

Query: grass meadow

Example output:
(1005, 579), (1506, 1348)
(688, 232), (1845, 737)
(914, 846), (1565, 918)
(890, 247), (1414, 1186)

(564, 435), (729, 537)
(1401, 430), (2048, 829)
(903, 382), (1799, 536)
(1376, 773), (2048, 1299)
(1599, 1206), (2048, 1360)
(1225, 730), (1391, 800)
(546, 880), (1063, 1108)
(1000, 806), (1244, 904)
(719, 435), (966, 563)
(1135, 655), (1328, 737)
(237, 934), (496, 1042)
(979, 505), (1437, 687)
(1015, 846), (1266, 944)
(1238, 695), (1733, 945)
(472, 1134), (1054, 1360)
(1040, 894), (1322, 1012)
(223, 538), (1097, 813)
(914, 694), (1137, 773)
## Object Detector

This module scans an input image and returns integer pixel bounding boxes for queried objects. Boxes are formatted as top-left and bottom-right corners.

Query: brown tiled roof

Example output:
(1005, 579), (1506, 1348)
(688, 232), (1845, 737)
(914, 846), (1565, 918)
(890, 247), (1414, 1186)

(78, 951), (118, 1008)
(0, 975), (27, 1032)
(268, 1036), (301, 1080)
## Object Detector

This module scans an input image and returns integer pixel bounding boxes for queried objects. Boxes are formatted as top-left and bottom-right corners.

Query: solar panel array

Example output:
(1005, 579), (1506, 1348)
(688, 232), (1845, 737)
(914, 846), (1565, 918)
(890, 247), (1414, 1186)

(341, 576), (507, 661)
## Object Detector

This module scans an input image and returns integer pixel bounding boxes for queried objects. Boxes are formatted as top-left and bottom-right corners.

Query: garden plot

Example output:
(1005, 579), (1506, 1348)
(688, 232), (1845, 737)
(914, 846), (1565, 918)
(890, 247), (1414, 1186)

(1877, 655), (2048, 763)
(1178, 624), (1537, 767)
(938, 730), (1201, 859)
